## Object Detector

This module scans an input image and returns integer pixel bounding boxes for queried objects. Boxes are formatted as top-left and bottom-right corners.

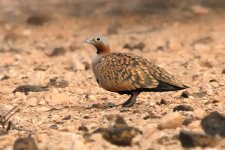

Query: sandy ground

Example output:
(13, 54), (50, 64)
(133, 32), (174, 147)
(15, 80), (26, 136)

(0, 9), (225, 150)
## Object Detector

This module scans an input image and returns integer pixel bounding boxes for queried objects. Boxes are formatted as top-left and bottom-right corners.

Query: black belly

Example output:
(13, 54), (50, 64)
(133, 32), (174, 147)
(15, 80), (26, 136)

(117, 81), (188, 95)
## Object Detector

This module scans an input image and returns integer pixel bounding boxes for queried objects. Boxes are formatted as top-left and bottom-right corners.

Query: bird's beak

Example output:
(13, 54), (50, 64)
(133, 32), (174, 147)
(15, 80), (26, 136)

(85, 38), (94, 45)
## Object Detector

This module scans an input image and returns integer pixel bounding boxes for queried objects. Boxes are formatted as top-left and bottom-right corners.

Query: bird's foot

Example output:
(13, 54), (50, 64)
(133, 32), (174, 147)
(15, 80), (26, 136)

(120, 91), (140, 107)
(121, 99), (135, 107)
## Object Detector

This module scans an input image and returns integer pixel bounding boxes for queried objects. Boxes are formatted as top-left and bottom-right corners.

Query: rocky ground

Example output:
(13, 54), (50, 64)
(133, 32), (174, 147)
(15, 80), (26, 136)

(0, 6), (225, 150)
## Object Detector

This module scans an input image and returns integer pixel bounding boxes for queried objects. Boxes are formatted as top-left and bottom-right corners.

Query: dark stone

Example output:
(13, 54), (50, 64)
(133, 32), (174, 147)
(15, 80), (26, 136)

(78, 125), (89, 132)
(192, 92), (206, 98)
(222, 68), (225, 74)
(26, 15), (49, 26)
(183, 117), (194, 126)
(157, 99), (168, 105)
(13, 137), (38, 150)
(89, 103), (101, 109)
(179, 130), (218, 148)
(173, 105), (194, 112)
(132, 109), (141, 114)
(1, 75), (10, 81)
(83, 61), (91, 70)
(180, 91), (189, 98)
(201, 111), (225, 137)
(47, 47), (66, 57)
(49, 124), (58, 129)
(209, 79), (217, 82)
(47, 77), (69, 88)
(143, 111), (161, 120)
(84, 115), (90, 119)
(123, 42), (145, 51)
(62, 115), (71, 120)
(107, 102), (116, 108)
(157, 136), (170, 145)
(97, 127), (142, 146)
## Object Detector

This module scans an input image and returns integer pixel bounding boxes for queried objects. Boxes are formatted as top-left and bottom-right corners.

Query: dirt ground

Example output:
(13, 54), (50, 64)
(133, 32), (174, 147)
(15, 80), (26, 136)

(0, 7), (225, 150)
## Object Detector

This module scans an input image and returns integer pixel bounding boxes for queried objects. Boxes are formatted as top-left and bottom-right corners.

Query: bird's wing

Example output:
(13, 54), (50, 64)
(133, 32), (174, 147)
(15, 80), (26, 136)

(94, 53), (159, 92)
(146, 60), (188, 89)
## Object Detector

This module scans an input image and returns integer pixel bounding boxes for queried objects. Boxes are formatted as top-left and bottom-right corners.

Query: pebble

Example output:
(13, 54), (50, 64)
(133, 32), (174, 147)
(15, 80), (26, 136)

(158, 112), (183, 130)
(78, 125), (89, 132)
(222, 68), (225, 74)
(35, 133), (48, 143)
(45, 93), (72, 106)
(188, 121), (201, 130)
(190, 5), (211, 15)
(179, 130), (219, 148)
(193, 108), (205, 119)
(26, 97), (38, 107)
(201, 111), (225, 137)
(173, 105), (194, 112)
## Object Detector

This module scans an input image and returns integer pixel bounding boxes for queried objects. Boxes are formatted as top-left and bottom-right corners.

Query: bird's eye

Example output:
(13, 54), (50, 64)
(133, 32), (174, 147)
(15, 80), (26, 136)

(96, 37), (101, 41)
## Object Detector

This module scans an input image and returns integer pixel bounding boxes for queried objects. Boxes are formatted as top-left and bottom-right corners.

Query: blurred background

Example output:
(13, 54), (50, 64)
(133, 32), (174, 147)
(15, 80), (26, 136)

(0, 0), (225, 22)
(0, 1), (225, 150)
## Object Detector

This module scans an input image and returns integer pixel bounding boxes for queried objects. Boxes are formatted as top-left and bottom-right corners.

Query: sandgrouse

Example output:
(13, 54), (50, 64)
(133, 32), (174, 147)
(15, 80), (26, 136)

(86, 36), (188, 107)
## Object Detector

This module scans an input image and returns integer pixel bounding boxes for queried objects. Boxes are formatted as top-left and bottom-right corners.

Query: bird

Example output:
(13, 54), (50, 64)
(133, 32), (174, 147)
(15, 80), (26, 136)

(86, 36), (189, 107)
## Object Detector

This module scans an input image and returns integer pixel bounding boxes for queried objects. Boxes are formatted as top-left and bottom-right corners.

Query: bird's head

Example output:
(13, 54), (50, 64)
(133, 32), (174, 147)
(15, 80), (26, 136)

(86, 36), (111, 54)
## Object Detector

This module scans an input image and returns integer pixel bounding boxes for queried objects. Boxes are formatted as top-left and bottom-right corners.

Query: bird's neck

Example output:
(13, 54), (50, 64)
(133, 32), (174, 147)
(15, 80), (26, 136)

(96, 45), (111, 55)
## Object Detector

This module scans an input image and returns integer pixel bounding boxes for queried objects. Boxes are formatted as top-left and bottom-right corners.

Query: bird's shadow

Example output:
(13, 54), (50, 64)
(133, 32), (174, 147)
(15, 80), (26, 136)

(86, 102), (143, 110)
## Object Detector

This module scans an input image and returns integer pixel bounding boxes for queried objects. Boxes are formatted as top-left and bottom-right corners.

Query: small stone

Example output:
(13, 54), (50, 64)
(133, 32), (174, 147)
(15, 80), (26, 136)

(62, 115), (71, 120)
(13, 137), (39, 150)
(89, 103), (101, 109)
(45, 93), (72, 106)
(95, 127), (142, 146)
(158, 112), (183, 130)
(183, 116), (194, 126)
(190, 5), (211, 15)
(200, 61), (213, 68)
(83, 61), (91, 70)
(209, 79), (217, 82)
(173, 105), (194, 112)
(47, 47), (66, 57)
(143, 111), (161, 120)
(123, 42), (145, 51)
(201, 111), (225, 137)
(35, 133), (48, 143)
(179, 130), (219, 148)
(58, 125), (76, 132)
(0, 75), (10, 81)
(106, 102), (116, 108)
(180, 91), (189, 98)
(132, 109), (141, 114)
(83, 115), (90, 119)
(222, 68), (225, 74)
(193, 108), (205, 119)
(187, 121), (201, 130)
(157, 136), (170, 145)
(47, 77), (69, 88)
(192, 92), (206, 98)
(22, 29), (32, 37)
(26, 15), (49, 26)
(157, 99), (168, 105)
(49, 124), (58, 129)
(26, 97), (38, 107)
(168, 39), (182, 51)
(78, 125), (89, 132)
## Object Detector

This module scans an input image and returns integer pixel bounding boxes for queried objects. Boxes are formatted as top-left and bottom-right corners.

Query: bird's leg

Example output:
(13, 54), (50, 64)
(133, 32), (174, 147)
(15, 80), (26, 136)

(121, 91), (140, 107)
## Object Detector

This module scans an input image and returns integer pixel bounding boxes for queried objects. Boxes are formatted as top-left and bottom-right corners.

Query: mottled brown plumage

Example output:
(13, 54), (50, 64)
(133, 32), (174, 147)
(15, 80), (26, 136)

(86, 36), (188, 107)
